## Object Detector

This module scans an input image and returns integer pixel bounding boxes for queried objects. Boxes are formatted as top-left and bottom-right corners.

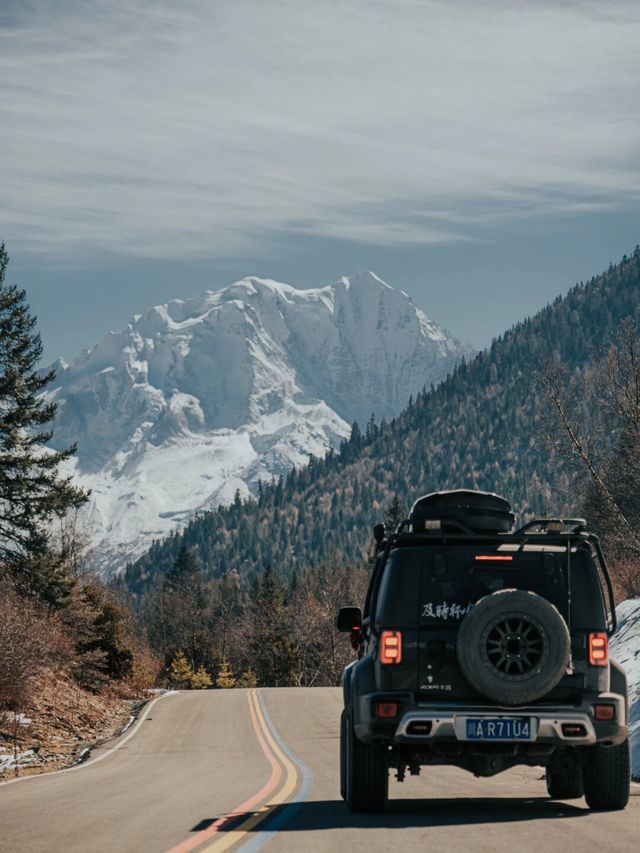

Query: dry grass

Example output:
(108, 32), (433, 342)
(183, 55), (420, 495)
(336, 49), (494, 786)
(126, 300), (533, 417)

(610, 558), (640, 602)
(0, 669), (145, 781)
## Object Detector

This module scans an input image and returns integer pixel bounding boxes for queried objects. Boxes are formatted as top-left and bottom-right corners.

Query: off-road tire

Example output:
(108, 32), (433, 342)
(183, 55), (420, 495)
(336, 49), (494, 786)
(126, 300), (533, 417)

(546, 760), (584, 799)
(344, 709), (388, 812)
(457, 589), (571, 705)
(340, 710), (347, 800)
(583, 739), (631, 811)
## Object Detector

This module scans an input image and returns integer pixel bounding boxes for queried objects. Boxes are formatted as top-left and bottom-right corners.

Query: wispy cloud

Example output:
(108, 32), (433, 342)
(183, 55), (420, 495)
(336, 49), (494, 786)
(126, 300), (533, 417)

(2, 0), (640, 259)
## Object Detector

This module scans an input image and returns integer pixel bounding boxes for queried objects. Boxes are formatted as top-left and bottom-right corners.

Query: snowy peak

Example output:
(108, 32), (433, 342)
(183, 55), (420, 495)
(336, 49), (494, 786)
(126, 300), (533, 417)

(339, 270), (393, 291)
(48, 271), (472, 569)
(53, 270), (467, 446)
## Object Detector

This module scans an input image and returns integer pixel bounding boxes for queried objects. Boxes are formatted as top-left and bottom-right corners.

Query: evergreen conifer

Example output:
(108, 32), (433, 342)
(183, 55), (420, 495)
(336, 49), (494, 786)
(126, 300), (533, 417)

(384, 493), (406, 533)
(236, 668), (257, 688)
(169, 650), (194, 687)
(250, 565), (299, 686)
(164, 544), (198, 592)
(190, 665), (213, 689)
(0, 245), (88, 602)
(215, 658), (237, 689)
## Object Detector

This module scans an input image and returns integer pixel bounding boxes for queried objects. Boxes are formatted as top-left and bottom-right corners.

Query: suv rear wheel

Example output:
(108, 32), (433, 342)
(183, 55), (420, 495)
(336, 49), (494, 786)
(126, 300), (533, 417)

(343, 708), (388, 812)
(583, 739), (631, 811)
(546, 759), (584, 799)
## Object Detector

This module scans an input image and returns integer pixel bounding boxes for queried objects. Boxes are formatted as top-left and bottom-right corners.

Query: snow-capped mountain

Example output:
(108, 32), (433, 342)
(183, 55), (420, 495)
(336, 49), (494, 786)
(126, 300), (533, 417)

(48, 271), (473, 570)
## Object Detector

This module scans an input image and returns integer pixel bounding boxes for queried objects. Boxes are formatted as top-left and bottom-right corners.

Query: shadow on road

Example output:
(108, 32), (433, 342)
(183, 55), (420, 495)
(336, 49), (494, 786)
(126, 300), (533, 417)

(194, 796), (588, 835)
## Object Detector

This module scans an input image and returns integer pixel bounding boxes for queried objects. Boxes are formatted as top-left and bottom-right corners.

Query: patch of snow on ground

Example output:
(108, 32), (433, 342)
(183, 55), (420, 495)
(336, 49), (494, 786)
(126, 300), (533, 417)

(610, 598), (640, 780)
(0, 747), (37, 772)
(2, 713), (32, 726)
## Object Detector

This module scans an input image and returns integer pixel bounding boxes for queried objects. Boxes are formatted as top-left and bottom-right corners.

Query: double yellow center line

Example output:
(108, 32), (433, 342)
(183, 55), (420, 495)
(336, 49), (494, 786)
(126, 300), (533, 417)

(167, 689), (303, 853)
(203, 690), (300, 851)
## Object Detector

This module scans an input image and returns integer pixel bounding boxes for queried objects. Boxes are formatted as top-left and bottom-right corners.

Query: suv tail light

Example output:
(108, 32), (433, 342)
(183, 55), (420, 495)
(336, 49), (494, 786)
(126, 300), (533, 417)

(376, 702), (399, 719)
(380, 631), (403, 665)
(594, 704), (615, 721)
(589, 632), (608, 667)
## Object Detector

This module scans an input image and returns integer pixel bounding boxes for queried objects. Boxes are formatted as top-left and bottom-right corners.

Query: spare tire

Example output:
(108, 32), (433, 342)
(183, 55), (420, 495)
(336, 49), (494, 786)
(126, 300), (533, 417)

(457, 589), (571, 705)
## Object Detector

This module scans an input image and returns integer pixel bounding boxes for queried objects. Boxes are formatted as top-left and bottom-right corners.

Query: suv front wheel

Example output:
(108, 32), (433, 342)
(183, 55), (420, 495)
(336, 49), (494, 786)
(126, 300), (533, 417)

(546, 759), (584, 799)
(583, 739), (631, 811)
(342, 707), (388, 812)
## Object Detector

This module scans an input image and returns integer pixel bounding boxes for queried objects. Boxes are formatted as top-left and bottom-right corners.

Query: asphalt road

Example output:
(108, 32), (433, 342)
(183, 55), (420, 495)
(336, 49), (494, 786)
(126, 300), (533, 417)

(0, 688), (638, 853)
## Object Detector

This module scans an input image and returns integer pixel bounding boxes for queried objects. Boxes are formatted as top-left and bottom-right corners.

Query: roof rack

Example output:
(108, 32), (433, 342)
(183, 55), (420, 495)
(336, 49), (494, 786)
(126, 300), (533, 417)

(393, 517), (588, 538)
(513, 518), (587, 535)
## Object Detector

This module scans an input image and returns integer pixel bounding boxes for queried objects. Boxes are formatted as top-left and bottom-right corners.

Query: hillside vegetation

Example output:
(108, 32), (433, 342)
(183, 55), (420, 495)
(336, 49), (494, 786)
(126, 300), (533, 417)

(0, 245), (160, 777)
(125, 248), (640, 594)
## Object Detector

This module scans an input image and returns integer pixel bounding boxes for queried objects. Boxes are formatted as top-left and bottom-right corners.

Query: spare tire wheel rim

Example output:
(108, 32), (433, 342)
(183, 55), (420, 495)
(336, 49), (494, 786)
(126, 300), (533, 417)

(479, 612), (549, 681)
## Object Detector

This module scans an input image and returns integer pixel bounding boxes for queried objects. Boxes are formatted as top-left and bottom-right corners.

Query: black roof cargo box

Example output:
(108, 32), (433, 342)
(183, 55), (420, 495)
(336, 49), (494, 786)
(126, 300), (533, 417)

(410, 489), (515, 534)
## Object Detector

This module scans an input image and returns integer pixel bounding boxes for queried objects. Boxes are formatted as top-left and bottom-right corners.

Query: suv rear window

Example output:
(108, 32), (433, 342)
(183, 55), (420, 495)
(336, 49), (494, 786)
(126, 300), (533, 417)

(375, 545), (573, 628)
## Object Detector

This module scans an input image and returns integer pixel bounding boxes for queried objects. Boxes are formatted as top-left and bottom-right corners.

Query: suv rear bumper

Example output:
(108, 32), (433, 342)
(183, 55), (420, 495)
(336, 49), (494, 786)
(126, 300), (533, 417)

(354, 692), (628, 747)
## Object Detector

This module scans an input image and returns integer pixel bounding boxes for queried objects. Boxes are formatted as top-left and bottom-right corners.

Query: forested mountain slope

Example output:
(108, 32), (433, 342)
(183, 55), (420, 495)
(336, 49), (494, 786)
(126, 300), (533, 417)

(125, 249), (640, 593)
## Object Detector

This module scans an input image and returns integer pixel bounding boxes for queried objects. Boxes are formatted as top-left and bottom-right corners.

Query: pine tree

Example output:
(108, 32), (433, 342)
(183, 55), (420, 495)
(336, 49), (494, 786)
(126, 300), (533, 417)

(236, 668), (257, 688)
(61, 586), (110, 690)
(250, 565), (300, 686)
(215, 658), (237, 688)
(0, 245), (88, 602)
(366, 412), (377, 440)
(159, 544), (212, 672)
(384, 493), (407, 533)
(164, 544), (198, 592)
(89, 589), (134, 680)
(190, 665), (213, 689)
(169, 650), (193, 687)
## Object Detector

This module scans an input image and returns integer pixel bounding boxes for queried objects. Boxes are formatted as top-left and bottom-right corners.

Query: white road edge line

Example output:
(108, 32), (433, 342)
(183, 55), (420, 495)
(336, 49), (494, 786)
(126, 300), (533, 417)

(0, 690), (176, 787)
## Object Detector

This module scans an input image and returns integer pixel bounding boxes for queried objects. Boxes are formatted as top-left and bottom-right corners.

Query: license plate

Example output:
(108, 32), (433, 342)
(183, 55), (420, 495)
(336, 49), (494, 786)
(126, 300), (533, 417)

(465, 717), (533, 740)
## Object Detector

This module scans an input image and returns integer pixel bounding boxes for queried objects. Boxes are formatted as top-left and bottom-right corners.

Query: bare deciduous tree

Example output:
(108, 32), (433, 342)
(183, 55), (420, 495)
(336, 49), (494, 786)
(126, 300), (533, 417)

(538, 320), (640, 596)
(0, 574), (69, 713)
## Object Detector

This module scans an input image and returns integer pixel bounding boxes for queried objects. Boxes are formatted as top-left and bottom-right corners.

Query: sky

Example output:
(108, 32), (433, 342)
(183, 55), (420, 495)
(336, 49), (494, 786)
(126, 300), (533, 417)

(2, 0), (640, 362)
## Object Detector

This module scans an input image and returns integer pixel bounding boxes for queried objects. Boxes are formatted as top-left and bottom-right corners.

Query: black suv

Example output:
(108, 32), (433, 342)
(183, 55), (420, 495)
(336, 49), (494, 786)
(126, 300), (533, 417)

(338, 490), (630, 812)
